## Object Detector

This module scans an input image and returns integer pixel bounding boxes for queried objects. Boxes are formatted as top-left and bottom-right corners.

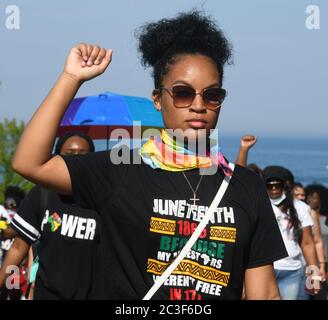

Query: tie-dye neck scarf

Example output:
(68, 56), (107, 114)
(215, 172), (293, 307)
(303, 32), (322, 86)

(140, 130), (233, 176)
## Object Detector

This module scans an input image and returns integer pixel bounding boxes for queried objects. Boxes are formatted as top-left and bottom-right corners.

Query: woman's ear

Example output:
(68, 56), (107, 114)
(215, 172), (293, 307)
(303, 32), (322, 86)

(152, 89), (161, 112)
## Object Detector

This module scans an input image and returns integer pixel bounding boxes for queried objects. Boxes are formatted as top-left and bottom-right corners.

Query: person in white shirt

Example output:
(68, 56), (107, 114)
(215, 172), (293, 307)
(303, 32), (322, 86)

(292, 182), (306, 201)
(263, 166), (319, 300)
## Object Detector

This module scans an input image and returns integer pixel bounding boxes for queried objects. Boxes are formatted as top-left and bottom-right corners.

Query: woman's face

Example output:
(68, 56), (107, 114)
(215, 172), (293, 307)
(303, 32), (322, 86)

(153, 54), (222, 142)
(292, 186), (306, 201)
(266, 180), (285, 200)
(306, 192), (321, 210)
(60, 136), (91, 155)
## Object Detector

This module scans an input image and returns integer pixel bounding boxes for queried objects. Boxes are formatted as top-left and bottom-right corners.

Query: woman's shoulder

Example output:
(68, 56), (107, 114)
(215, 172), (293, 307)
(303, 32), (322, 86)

(232, 164), (265, 190)
(82, 147), (142, 167)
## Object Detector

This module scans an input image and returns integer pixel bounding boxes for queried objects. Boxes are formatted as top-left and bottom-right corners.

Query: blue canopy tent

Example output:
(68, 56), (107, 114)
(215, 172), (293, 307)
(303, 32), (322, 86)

(58, 91), (164, 149)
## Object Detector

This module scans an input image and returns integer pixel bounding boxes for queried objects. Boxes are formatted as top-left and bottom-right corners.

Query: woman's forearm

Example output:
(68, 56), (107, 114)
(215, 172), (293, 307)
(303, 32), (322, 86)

(235, 147), (248, 167)
(311, 210), (325, 266)
(0, 237), (30, 288)
(302, 242), (318, 267)
(314, 241), (325, 265)
(12, 72), (82, 178)
(301, 227), (318, 267)
(12, 44), (112, 189)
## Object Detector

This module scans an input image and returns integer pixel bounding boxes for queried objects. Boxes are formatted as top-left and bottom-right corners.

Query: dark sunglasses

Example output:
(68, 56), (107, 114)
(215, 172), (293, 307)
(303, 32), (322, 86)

(156, 85), (226, 110)
(266, 181), (284, 190)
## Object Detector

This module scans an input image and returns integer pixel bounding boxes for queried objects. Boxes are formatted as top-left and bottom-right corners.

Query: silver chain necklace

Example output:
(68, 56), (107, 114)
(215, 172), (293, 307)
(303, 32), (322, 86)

(181, 172), (204, 205)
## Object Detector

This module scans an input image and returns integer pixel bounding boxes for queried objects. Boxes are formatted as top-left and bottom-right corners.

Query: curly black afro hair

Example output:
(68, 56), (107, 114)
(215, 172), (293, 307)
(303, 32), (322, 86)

(305, 184), (328, 216)
(4, 186), (25, 208)
(136, 10), (233, 88)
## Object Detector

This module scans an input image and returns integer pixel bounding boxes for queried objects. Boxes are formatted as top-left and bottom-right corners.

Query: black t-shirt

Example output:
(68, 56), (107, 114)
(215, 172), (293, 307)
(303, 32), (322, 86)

(10, 185), (103, 300)
(63, 149), (287, 300)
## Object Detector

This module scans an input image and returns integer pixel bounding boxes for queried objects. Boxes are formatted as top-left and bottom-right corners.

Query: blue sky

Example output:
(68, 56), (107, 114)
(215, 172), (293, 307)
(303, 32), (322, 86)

(0, 0), (327, 137)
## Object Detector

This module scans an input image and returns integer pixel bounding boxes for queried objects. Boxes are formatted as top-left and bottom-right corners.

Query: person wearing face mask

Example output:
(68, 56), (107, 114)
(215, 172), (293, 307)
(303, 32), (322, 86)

(0, 132), (104, 300)
(279, 169), (326, 300)
(262, 166), (319, 300)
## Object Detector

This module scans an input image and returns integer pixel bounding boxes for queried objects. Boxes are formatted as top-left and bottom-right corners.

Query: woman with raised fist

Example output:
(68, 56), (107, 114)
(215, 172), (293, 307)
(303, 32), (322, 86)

(12, 11), (287, 300)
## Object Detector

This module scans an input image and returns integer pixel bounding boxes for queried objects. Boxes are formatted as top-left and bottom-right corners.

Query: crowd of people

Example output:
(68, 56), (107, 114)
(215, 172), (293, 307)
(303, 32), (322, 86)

(0, 11), (327, 300)
(236, 136), (328, 300)
(1, 132), (327, 300)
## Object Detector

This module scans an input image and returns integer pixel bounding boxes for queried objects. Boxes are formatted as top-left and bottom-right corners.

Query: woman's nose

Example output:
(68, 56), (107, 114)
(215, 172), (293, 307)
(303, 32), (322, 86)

(190, 93), (206, 112)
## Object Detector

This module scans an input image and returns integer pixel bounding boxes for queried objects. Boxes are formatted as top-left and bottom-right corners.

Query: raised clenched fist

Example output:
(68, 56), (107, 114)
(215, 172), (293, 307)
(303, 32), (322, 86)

(63, 43), (113, 82)
(240, 135), (257, 150)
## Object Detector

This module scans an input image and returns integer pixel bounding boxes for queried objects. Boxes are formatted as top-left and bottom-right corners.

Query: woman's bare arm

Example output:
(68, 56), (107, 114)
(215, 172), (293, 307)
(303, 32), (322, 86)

(235, 135), (257, 167)
(12, 44), (112, 195)
(244, 264), (280, 300)
(301, 226), (318, 267)
(0, 236), (30, 288)
(2, 225), (17, 240)
(310, 210), (326, 280)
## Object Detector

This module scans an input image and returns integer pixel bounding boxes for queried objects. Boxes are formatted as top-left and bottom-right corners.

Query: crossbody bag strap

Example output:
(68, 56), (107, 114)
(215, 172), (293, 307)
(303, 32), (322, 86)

(143, 163), (235, 300)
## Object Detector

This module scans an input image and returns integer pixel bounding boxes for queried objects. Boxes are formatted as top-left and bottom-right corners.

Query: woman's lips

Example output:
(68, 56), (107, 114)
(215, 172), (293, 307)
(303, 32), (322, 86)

(186, 120), (208, 129)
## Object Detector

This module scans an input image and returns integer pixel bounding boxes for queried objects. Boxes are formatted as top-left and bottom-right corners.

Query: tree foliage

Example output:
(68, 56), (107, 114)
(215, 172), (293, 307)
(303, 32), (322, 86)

(0, 118), (34, 203)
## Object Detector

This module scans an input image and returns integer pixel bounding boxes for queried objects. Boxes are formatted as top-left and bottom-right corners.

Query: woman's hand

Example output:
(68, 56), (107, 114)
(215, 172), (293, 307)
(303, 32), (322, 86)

(235, 134), (257, 167)
(240, 135), (257, 151)
(63, 43), (113, 82)
(12, 43), (113, 194)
